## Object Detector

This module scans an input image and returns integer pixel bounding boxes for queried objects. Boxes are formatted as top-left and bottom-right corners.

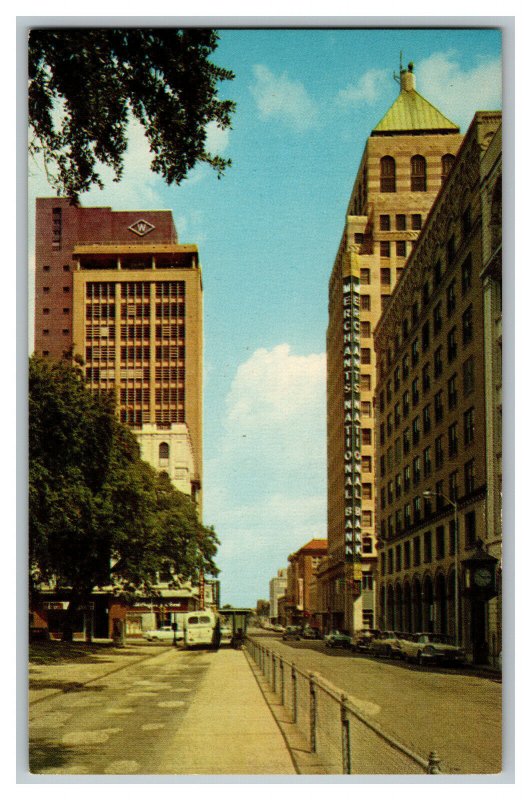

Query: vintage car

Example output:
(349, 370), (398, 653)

(370, 630), (404, 659)
(282, 625), (302, 641)
(399, 632), (467, 666)
(142, 625), (182, 642)
(351, 629), (379, 653)
(301, 627), (321, 640)
(324, 630), (352, 649)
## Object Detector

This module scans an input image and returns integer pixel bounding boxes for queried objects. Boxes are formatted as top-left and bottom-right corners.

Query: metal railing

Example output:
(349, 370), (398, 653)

(246, 637), (442, 775)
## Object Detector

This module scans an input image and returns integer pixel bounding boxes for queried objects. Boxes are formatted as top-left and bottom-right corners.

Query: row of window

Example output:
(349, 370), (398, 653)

(380, 241), (409, 259)
(380, 510), (477, 576)
(359, 267), (403, 286)
(43, 285), (70, 294)
(380, 461), (477, 541)
(379, 154), (455, 193)
(380, 214), (422, 232)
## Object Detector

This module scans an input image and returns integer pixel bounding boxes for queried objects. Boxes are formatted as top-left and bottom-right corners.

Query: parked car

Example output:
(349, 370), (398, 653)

(282, 625), (302, 640)
(324, 630), (352, 649)
(273, 624), (285, 633)
(399, 632), (467, 666)
(142, 625), (182, 642)
(351, 629), (379, 653)
(301, 627), (321, 640)
(370, 630), (404, 659)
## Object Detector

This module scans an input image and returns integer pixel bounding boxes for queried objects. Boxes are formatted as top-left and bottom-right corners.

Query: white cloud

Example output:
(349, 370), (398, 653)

(250, 64), (318, 132)
(204, 344), (327, 604)
(205, 121), (230, 154)
(336, 68), (388, 106)
(416, 51), (502, 130)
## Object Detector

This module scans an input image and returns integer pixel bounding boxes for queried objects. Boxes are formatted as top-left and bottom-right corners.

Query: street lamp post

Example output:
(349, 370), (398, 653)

(423, 490), (459, 647)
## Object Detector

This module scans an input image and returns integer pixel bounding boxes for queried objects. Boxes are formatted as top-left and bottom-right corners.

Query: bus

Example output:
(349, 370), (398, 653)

(183, 610), (220, 649)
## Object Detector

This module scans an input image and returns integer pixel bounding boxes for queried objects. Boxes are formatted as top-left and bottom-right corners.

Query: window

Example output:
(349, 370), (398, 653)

(361, 348), (371, 365)
(43, 308), (50, 315)
(394, 402), (401, 427)
(411, 214), (422, 231)
(435, 525), (444, 560)
(362, 456), (372, 473)
(380, 241), (391, 258)
(362, 428), (372, 446)
(448, 374), (458, 409)
(362, 537), (373, 554)
(402, 318), (410, 341)
(360, 268), (371, 285)
(395, 544), (402, 572)
(465, 510), (476, 549)
(380, 267), (391, 285)
(449, 518), (457, 556)
(402, 390), (410, 418)
(412, 338), (419, 366)
(361, 401), (372, 417)
(447, 280), (456, 316)
(423, 446), (432, 478)
(43, 265), (50, 272)
(412, 302), (419, 324)
(462, 253), (472, 293)
(413, 456), (421, 485)
(422, 281), (431, 309)
(433, 302), (442, 335)
(63, 264), (70, 272)
(396, 214), (406, 231)
(434, 390), (444, 423)
(434, 346), (443, 378)
(423, 403), (431, 434)
(379, 423), (386, 446)
(62, 328), (69, 335)
(413, 495), (421, 522)
(63, 308), (70, 314)
(362, 483), (373, 500)
(447, 326), (457, 362)
(403, 429), (411, 458)
(52, 206), (62, 245)
(388, 515), (394, 538)
(42, 286), (50, 294)
(422, 321), (430, 351)
(404, 502), (411, 528)
(63, 286), (70, 293)
(394, 366), (401, 391)
(159, 442), (170, 462)
(395, 473), (402, 499)
(412, 416), (420, 445)
(448, 422), (458, 458)
(464, 407), (475, 446)
(361, 321), (371, 338)
(362, 510), (373, 527)
(361, 294), (371, 311)
(404, 541), (411, 568)
(442, 153), (455, 179)
(412, 377), (419, 406)
(380, 214), (391, 231)
(380, 156), (396, 192)
(447, 235), (456, 266)
(402, 353), (410, 379)
(386, 380), (392, 402)
(360, 374), (371, 391)
(463, 356), (475, 396)
(388, 550), (394, 573)
(435, 480), (444, 509)
(434, 260), (443, 288)
(413, 536), (421, 566)
(380, 455), (386, 479)
(355, 232), (365, 245)
(462, 205), (472, 239)
(464, 459), (475, 494)
(396, 240), (407, 258)
(449, 470), (459, 502)
(395, 509), (403, 534)
(411, 155), (427, 191)
(422, 362), (431, 393)
(380, 552), (386, 576)
(462, 305), (473, 345)
(423, 494), (433, 519)
(435, 435), (444, 469)
(423, 530), (432, 563)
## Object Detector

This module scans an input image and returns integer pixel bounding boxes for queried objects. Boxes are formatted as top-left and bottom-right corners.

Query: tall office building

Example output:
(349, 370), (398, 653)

(35, 197), (203, 508)
(319, 63), (463, 634)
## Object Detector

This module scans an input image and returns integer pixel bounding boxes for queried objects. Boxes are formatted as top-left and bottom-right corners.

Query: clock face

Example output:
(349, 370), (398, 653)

(473, 567), (492, 587)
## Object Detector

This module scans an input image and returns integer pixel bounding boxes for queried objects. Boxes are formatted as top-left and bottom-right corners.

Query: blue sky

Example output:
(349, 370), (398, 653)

(28, 27), (502, 607)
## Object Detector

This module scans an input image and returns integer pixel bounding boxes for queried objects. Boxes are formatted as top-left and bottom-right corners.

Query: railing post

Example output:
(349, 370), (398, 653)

(309, 672), (317, 753)
(341, 694), (351, 775)
(272, 654), (277, 693)
(427, 751), (441, 774)
(291, 664), (297, 723)
(280, 659), (285, 706)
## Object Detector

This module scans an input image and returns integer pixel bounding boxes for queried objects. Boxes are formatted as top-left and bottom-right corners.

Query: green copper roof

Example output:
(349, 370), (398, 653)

(372, 88), (459, 135)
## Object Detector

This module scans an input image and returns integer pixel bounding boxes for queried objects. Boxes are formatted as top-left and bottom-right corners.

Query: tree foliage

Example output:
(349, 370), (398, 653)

(29, 355), (219, 635)
(28, 28), (236, 201)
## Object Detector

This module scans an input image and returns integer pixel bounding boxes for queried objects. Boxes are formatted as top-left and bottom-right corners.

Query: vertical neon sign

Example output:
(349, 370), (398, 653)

(342, 275), (362, 565)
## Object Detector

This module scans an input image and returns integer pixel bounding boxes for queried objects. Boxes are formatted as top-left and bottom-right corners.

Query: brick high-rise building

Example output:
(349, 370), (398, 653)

(319, 62), (464, 635)
(34, 197), (203, 508)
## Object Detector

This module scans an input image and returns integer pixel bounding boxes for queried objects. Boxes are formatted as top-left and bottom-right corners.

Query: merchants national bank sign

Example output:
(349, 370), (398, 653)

(342, 266), (362, 567)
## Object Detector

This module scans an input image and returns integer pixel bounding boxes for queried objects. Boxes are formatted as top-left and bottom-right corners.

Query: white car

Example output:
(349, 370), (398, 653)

(142, 625), (182, 642)
(400, 632), (466, 666)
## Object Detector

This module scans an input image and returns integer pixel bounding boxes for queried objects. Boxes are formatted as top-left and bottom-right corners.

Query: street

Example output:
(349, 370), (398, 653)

(250, 630), (502, 774)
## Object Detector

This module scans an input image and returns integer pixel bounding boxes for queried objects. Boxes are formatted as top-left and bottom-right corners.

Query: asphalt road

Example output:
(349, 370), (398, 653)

(250, 630), (502, 775)
(30, 647), (212, 775)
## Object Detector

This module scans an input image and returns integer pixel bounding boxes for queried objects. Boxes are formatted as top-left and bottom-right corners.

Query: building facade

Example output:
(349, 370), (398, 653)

(321, 63), (463, 634)
(373, 112), (502, 663)
(284, 539), (328, 627)
(33, 198), (204, 638)
(269, 568), (288, 623)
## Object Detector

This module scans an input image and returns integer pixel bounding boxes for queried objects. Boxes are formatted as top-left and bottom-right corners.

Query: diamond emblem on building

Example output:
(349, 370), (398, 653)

(128, 219), (155, 237)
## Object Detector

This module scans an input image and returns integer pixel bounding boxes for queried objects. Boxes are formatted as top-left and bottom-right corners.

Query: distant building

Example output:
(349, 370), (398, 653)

(373, 112), (502, 664)
(285, 539), (327, 626)
(321, 61), (463, 635)
(269, 569), (288, 623)
(33, 198), (205, 639)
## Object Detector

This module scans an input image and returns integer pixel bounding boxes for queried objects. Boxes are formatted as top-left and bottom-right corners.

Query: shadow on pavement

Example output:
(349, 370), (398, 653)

(29, 642), (148, 666)
(29, 680), (108, 693)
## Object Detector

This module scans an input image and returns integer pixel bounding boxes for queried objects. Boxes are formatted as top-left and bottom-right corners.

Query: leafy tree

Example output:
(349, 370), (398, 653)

(29, 355), (218, 639)
(29, 28), (235, 201)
